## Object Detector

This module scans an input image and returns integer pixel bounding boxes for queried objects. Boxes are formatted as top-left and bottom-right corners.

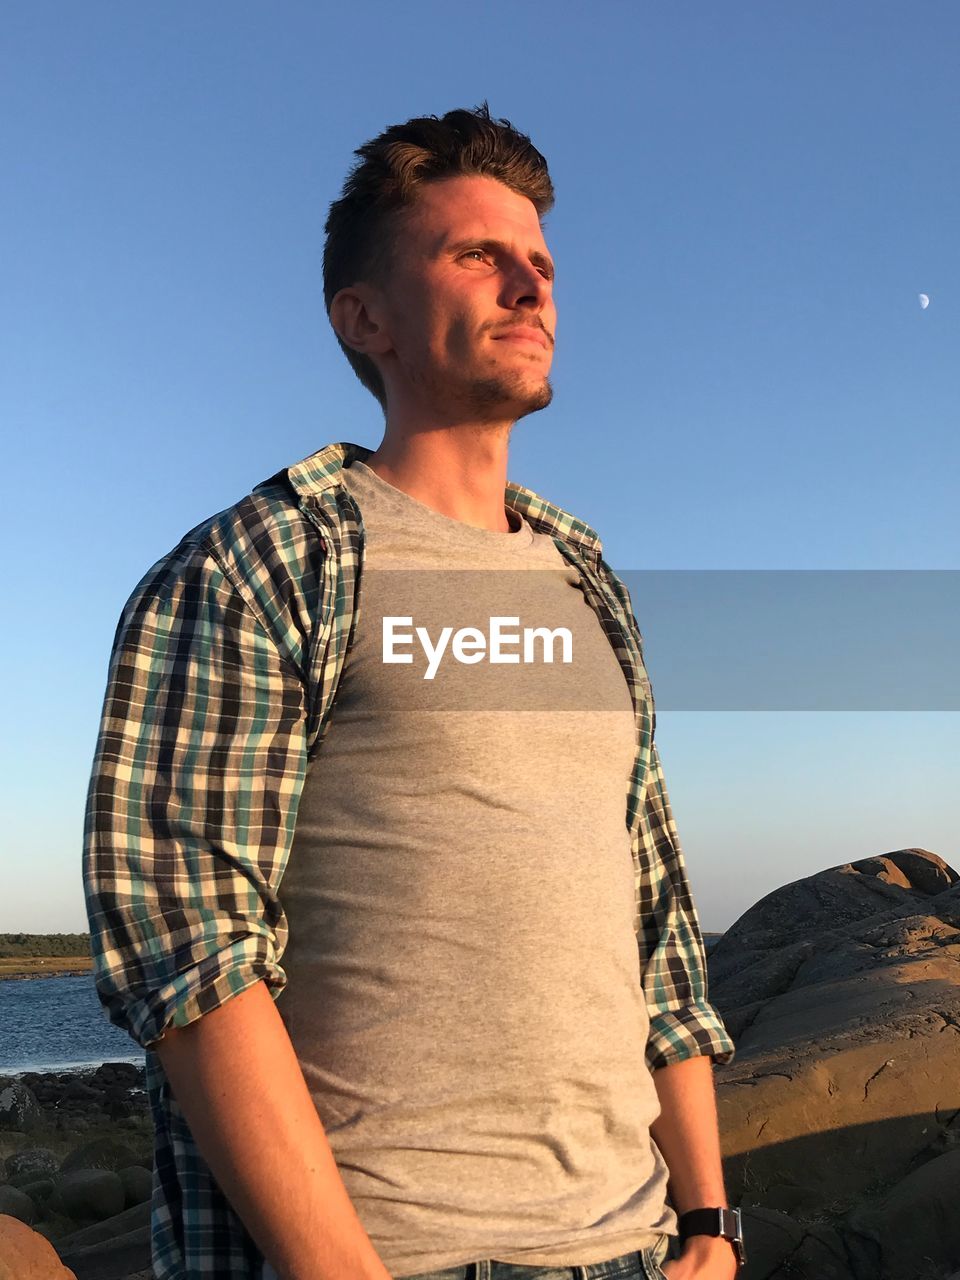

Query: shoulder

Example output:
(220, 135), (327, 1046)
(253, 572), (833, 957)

(119, 469), (327, 674)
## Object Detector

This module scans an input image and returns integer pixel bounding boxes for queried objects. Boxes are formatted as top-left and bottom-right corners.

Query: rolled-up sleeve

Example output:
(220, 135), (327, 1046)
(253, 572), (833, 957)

(83, 539), (307, 1049)
(635, 743), (736, 1070)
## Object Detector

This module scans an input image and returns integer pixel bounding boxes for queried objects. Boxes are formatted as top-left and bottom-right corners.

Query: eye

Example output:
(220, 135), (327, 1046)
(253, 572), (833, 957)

(460, 248), (491, 265)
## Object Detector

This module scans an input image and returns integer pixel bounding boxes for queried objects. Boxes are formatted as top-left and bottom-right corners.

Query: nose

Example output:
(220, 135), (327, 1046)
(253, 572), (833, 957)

(501, 257), (552, 313)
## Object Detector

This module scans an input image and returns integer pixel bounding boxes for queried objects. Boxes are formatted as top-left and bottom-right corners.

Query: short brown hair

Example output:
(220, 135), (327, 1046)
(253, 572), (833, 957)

(323, 103), (554, 408)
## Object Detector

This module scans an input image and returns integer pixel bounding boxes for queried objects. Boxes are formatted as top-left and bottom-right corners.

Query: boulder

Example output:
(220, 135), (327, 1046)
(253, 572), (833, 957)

(711, 849), (960, 1212)
(736, 1206), (852, 1279)
(53, 1200), (150, 1250)
(845, 1148), (960, 1279)
(0, 1078), (42, 1131)
(0, 1185), (37, 1225)
(62, 1082), (103, 1104)
(743, 1182), (822, 1217)
(775, 1226), (851, 1280)
(50, 1170), (125, 1223)
(0, 1216), (77, 1280)
(101, 1092), (133, 1121)
(737, 1206), (803, 1276)
(88, 1062), (142, 1087)
(56, 1228), (151, 1280)
(4, 1148), (59, 1181)
(58, 1224), (151, 1280)
(19, 1180), (56, 1208)
(117, 1164), (152, 1208)
(55, 1203), (152, 1278)
(59, 1139), (137, 1176)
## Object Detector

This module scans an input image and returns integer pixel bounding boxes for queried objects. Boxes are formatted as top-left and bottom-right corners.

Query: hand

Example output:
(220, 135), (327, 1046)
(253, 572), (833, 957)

(660, 1233), (739, 1280)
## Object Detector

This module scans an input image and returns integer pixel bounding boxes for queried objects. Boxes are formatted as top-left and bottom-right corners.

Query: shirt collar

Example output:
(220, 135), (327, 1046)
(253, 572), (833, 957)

(285, 441), (603, 557)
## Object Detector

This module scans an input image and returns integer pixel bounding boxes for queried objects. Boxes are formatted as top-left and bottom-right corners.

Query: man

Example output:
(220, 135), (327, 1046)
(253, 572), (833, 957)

(84, 105), (740, 1280)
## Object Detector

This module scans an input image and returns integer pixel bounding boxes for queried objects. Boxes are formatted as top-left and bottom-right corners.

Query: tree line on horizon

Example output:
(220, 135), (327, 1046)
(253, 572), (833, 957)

(0, 932), (91, 958)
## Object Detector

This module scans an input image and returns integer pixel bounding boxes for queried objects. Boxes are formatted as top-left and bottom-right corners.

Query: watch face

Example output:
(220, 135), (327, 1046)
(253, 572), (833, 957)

(729, 1208), (746, 1266)
(678, 1207), (746, 1266)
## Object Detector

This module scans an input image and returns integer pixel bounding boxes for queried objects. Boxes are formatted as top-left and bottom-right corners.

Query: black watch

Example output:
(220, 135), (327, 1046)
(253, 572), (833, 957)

(677, 1207), (746, 1268)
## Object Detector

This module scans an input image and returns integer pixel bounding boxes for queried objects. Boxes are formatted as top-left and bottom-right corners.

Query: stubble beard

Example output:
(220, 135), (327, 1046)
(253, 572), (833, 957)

(423, 363), (553, 426)
(463, 371), (553, 422)
(402, 330), (554, 425)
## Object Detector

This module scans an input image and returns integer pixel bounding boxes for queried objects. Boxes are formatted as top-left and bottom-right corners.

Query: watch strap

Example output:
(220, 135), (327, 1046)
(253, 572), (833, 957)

(677, 1207), (745, 1265)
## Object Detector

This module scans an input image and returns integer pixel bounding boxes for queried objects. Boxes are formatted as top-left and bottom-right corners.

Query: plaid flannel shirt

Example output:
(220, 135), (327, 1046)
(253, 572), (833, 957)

(84, 440), (734, 1280)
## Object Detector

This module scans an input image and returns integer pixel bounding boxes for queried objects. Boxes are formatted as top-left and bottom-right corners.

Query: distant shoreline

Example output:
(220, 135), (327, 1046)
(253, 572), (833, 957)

(0, 934), (726, 979)
(0, 956), (93, 981)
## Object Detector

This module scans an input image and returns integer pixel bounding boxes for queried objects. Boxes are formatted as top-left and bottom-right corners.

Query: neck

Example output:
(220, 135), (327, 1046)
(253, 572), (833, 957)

(363, 418), (517, 533)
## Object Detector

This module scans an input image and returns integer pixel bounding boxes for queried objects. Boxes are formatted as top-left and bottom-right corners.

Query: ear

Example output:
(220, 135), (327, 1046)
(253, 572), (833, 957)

(329, 284), (394, 356)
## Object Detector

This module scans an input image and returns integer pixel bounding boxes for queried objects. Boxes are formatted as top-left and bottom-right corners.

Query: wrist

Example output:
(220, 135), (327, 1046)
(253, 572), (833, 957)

(677, 1206), (744, 1273)
(681, 1233), (740, 1274)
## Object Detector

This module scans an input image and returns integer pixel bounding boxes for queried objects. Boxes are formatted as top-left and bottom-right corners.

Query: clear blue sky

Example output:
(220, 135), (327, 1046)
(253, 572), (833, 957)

(2, 2), (957, 932)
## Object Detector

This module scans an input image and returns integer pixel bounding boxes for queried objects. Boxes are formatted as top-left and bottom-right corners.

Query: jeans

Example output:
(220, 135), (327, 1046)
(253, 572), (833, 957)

(397, 1240), (673, 1280)
(262, 1239), (673, 1280)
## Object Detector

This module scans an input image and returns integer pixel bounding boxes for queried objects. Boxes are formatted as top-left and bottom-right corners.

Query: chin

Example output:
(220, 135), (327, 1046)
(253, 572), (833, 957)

(463, 374), (553, 421)
(515, 380), (553, 418)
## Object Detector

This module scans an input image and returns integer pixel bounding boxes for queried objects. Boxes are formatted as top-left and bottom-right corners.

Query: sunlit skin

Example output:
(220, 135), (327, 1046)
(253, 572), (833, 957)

(329, 174), (557, 532)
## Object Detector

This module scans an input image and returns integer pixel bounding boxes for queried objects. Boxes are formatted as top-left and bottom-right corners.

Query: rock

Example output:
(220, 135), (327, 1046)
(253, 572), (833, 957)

(737, 1206), (803, 1277)
(0, 1215), (77, 1279)
(89, 1062), (142, 1086)
(858, 848), (958, 896)
(10, 1170), (55, 1189)
(102, 1094), (132, 1121)
(0, 1185), (38, 1225)
(0, 1078), (42, 1131)
(60, 1139), (137, 1175)
(58, 1224), (151, 1280)
(744, 1181), (822, 1217)
(62, 1082), (103, 1104)
(54, 1201), (151, 1250)
(117, 1165), (152, 1208)
(8, 1067), (147, 1142)
(4, 1148), (59, 1180)
(775, 1225), (851, 1280)
(710, 848), (959, 1005)
(55, 1205), (152, 1278)
(19, 1179), (56, 1207)
(711, 849), (960, 1209)
(50, 1170), (125, 1223)
(845, 1148), (960, 1279)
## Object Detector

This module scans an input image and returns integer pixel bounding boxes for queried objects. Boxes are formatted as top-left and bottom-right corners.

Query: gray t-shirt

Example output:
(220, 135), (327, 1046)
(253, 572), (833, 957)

(275, 461), (674, 1276)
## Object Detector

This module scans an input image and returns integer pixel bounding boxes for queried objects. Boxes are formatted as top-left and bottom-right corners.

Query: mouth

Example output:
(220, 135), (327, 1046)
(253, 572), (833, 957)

(491, 328), (551, 351)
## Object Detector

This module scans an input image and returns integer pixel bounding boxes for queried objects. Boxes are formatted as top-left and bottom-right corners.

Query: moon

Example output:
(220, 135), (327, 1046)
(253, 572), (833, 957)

(919, 293), (930, 309)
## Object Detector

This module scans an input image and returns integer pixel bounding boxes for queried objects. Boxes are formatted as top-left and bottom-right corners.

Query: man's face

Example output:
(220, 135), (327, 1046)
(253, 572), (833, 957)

(374, 174), (557, 422)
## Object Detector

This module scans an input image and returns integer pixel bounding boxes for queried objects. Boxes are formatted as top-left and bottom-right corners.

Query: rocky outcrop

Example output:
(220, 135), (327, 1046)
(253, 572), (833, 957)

(20, 1064), (145, 1125)
(5, 1149), (59, 1181)
(6, 850), (958, 1279)
(711, 848), (960, 1279)
(0, 1079), (42, 1132)
(0, 1215), (76, 1279)
(0, 1064), (151, 1279)
(56, 1205), (151, 1280)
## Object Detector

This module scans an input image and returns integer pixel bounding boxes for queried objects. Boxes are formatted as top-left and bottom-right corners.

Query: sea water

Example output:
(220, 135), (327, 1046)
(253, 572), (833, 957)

(0, 973), (142, 1074)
